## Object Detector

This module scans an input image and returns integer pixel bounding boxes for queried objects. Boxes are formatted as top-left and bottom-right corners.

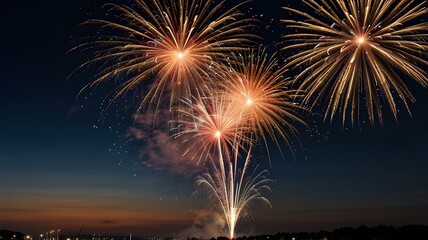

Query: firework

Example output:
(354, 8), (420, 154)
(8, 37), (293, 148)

(174, 48), (308, 237)
(174, 91), (251, 165)
(216, 49), (306, 160)
(175, 91), (271, 239)
(282, 0), (428, 125)
(196, 148), (272, 239)
(175, 91), (270, 239)
(72, 0), (255, 114)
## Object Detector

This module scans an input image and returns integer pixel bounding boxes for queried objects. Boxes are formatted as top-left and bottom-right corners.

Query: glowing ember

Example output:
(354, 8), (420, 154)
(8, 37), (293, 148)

(215, 131), (221, 138)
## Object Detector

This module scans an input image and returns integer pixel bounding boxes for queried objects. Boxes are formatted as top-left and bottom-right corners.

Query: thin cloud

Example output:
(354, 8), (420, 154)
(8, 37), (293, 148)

(127, 109), (206, 178)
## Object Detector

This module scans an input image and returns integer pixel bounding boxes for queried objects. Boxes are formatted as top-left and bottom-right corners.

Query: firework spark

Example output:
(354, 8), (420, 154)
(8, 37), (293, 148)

(282, 0), (428, 125)
(196, 148), (272, 239)
(217, 49), (306, 160)
(72, 0), (255, 114)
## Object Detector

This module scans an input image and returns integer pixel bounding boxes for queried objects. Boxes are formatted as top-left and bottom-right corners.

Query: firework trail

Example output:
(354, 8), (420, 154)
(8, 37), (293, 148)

(72, 0), (255, 115)
(282, 0), (428, 125)
(196, 148), (272, 240)
(175, 91), (259, 239)
(175, 91), (271, 239)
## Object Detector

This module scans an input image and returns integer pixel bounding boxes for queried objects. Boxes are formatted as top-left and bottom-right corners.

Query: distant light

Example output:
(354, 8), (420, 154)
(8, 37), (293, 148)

(246, 98), (253, 105)
(177, 52), (184, 59)
(357, 36), (365, 44)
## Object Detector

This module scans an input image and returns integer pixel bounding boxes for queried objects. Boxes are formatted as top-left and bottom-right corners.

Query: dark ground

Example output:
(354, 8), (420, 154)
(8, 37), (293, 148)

(3, 225), (428, 240)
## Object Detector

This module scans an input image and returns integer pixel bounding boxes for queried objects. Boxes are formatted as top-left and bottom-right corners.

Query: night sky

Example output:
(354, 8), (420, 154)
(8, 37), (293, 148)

(1, 0), (427, 238)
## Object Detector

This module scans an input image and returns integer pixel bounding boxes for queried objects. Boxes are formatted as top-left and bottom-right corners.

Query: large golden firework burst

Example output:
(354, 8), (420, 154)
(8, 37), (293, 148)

(282, 0), (428, 125)
(72, 0), (255, 113)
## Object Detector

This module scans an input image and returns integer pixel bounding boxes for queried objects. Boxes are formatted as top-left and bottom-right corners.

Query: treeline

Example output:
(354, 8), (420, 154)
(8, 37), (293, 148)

(0, 230), (25, 240)
(206, 225), (428, 240)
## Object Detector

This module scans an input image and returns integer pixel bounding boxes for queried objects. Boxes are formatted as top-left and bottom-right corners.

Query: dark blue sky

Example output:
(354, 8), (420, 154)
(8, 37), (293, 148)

(0, 0), (427, 238)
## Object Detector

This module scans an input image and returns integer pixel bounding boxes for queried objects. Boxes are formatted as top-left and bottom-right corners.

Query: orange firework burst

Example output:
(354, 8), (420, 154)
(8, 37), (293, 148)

(174, 91), (251, 165)
(72, 0), (255, 113)
(282, 0), (428, 125)
(217, 49), (307, 159)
